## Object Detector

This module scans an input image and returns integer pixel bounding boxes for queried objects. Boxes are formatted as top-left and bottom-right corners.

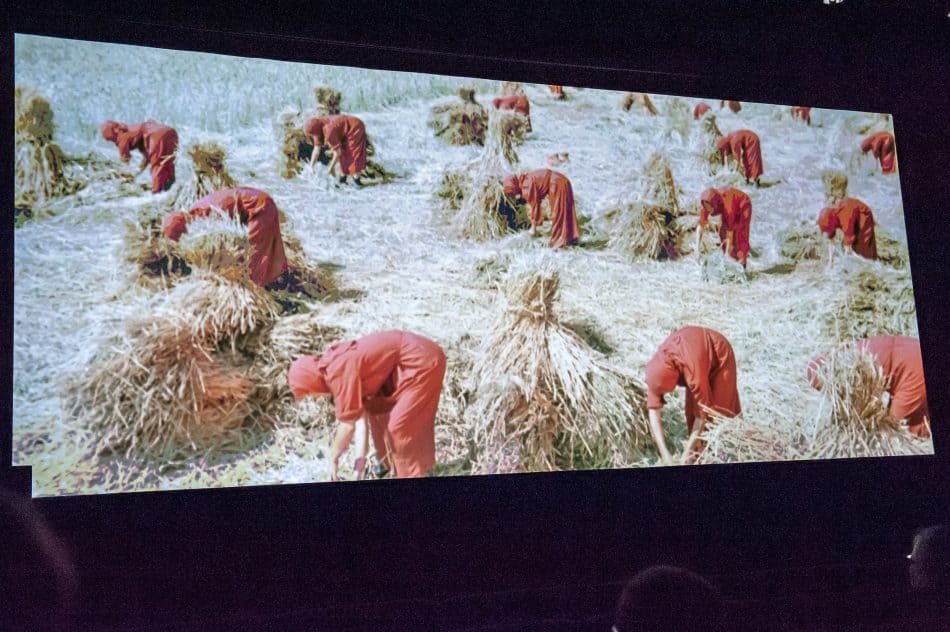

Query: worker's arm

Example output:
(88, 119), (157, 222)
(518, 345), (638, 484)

(330, 420), (356, 481)
(680, 417), (708, 465)
(353, 416), (369, 480)
(648, 408), (675, 466)
(724, 230), (734, 260)
(327, 148), (341, 177)
(694, 224), (704, 260)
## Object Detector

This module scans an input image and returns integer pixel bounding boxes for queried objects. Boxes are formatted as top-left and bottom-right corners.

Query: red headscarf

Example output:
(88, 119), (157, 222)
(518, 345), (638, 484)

(162, 211), (189, 242)
(288, 355), (330, 400)
(699, 187), (723, 225)
(502, 174), (522, 198)
(100, 120), (125, 142)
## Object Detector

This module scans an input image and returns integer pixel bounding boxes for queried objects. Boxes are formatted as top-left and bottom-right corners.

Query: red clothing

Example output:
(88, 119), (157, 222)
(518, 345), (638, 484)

(807, 336), (929, 438)
(716, 130), (764, 181)
(101, 120), (178, 192)
(645, 327), (741, 433)
(503, 169), (580, 248)
(861, 131), (896, 174)
(548, 85), (565, 98)
(305, 115), (368, 175)
(693, 102), (712, 120)
(817, 198), (877, 261)
(492, 95), (532, 131)
(288, 331), (447, 477)
(162, 187), (288, 287)
(720, 100), (742, 113)
(699, 187), (752, 266)
(791, 106), (812, 124)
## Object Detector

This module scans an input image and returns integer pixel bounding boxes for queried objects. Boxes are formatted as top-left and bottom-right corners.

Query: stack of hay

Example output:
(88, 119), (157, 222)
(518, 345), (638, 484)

(691, 111), (724, 176)
(621, 92), (658, 115)
(804, 345), (930, 458)
(14, 86), (76, 217)
(314, 86), (342, 116)
(64, 248), (345, 459)
(608, 152), (685, 261)
(465, 262), (650, 473)
(447, 111), (529, 239)
(663, 96), (692, 140)
(123, 214), (192, 287)
(277, 109), (318, 179)
(821, 169), (848, 205)
(170, 142), (237, 210)
(499, 81), (526, 97)
(828, 265), (917, 342)
(428, 87), (489, 146)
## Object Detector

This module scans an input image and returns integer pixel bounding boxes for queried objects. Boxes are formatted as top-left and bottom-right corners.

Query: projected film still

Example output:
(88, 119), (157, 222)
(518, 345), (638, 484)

(12, 34), (932, 496)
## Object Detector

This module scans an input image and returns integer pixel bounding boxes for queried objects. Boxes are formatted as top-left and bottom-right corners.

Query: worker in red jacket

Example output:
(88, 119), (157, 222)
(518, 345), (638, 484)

(101, 119), (178, 192)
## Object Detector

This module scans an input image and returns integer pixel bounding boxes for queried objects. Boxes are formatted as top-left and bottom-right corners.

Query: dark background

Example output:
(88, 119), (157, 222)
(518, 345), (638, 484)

(3, 1), (950, 629)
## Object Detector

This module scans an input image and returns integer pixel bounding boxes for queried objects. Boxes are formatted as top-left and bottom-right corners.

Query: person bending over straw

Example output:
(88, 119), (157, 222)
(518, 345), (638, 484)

(101, 119), (178, 193)
(860, 130), (897, 174)
(288, 331), (447, 480)
(716, 129), (763, 187)
(696, 187), (752, 268)
(547, 85), (565, 99)
(791, 106), (812, 125)
(504, 169), (581, 248)
(816, 197), (877, 269)
(719, 100), (742, 113)
(645, 326), (742, 465)
(807, 336), (930, 438)
(621, 92), (658, 115)
(693, 102), (712, 120)
(305, 114), (369, 184)
(492, 94), (532, 132)
(162, 186), (289, 287)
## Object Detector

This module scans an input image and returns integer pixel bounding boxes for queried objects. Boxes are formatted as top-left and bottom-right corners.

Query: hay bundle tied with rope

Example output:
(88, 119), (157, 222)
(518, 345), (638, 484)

(821, 169), (848, 204)
(691, 112), (724, 175)
(14, 86), (75, 209)
(171, 142), (237, 209)
(314, 86), (342, 116)
(641, 152), (680, 214)
(663, 96), (692, 140)
(465, 262), (650, 474)
(804, 345), (929, 458)
(609, 201), (679, 262)
(499, 81), (525, 97)
(428, 87), (489, 146)
(63, 313), (255, 459)
(450, 111), (528, 240)
(621, 92), (658, 115)
(828, 266), (917, 342)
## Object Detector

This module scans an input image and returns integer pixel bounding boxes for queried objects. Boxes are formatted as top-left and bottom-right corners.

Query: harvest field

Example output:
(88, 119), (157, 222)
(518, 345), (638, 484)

(12, 34), (932, 497)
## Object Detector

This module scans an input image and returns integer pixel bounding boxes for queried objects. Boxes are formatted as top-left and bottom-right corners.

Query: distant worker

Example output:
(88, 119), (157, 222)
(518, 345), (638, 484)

(101, 119), (178, 193)
(720, 100), (742, 113)
(645, 326), (741, 465)
(492, 94), (532, 132)
(548, 85), (565, 99)
(621, 92), (658, 115)
(162, 186), (288, 287)
(791, 106), (812, 125)
(305, 114), (369, 183)
(807, 336), (930, 438)
(716, 129), (764, 186)
(693, 102), (712, 120)
(861, 130), (897, 174)
(503, 169), (580, 248)
(817, 197), (877, 266)
(696, 187), (752, 267)
(288, 330), (447, 479)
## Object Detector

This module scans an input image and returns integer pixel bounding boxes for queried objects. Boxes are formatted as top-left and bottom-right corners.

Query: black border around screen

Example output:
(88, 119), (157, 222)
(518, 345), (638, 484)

(4, 5), (950, 563)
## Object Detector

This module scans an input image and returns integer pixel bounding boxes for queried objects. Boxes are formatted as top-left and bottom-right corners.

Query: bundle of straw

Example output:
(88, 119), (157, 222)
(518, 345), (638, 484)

(642, 152), (680, 214)
(435, 169), (471, 216)
(466, 262), (650, 473)
(778, 219), (825, 262)
(821, 169), (848, 204)
(621, 92), (658, 115)
(428, 87), (489, 146)
(697, 413), (805, 465)
(123, 215), (191, 285)
(803, 345), (929, 458)
(14, 86), (75, 209)
(828, 267), (917, 341)
(499, 81), (525, 97)
(875, 229), (909, 269)
(609, 201), (678, 261)
(280, 127), (316, 179)
(314, 86), (342, 116)
(663, 96), (692, 140)
(691, 112), (724, 175)
(63, 313), (253, 459)
(702, 250), (747, 284)
(450, 110), (525, 240)
(170, 142), (237, 209)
